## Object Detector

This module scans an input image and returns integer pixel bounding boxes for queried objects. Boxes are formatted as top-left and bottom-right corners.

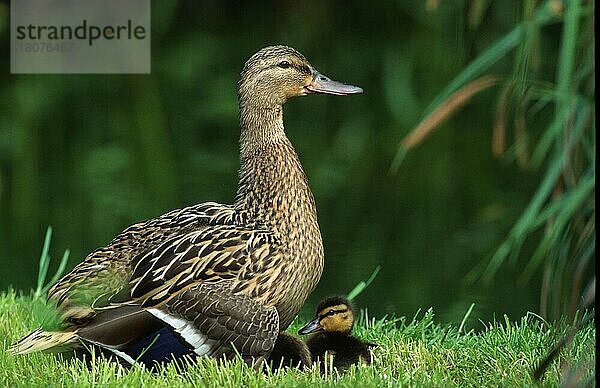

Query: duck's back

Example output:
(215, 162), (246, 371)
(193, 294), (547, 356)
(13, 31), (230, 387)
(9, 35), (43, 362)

(47, 202), (237, 321)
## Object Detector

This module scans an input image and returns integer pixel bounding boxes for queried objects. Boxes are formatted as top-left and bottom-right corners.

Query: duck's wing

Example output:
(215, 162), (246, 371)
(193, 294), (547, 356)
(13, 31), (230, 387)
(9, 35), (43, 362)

(101, 224), (283, 362)
(148, 281), (279, 360)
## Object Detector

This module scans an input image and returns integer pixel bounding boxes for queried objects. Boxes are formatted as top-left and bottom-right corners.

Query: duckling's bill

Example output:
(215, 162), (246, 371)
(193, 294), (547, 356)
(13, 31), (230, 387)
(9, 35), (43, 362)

(298, 316), (323, 335)
(305, 70), (363, 95)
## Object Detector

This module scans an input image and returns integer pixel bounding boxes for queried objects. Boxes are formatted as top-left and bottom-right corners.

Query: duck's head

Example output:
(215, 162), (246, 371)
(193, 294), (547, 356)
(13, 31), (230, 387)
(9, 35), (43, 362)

(298, 295), (355, 336)
(237, 46), (362, 108)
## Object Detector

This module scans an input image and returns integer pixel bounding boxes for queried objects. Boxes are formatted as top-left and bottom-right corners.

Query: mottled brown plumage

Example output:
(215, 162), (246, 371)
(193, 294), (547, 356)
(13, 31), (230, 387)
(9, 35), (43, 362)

(10, 46), (362, 366)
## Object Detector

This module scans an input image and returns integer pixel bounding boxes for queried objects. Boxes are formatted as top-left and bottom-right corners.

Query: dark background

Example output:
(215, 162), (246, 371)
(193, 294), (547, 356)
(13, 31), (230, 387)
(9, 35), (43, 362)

(0, 1), (588, 324)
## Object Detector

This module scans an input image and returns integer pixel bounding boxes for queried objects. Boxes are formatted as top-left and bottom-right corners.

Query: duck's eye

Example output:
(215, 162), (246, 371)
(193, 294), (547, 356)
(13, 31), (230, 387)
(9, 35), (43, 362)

(277, 60), (291, 69)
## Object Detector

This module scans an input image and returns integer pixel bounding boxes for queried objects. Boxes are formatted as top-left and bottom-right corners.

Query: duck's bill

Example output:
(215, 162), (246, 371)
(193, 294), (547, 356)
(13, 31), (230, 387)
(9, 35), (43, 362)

(298, 317), (323, 335)
(305, 71), (363, 95)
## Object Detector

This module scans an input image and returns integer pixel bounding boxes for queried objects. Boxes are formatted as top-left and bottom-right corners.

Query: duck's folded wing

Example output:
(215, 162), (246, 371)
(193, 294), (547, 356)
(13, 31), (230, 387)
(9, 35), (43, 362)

(150, 282), (279, 359)
(105, 224), (284, 360)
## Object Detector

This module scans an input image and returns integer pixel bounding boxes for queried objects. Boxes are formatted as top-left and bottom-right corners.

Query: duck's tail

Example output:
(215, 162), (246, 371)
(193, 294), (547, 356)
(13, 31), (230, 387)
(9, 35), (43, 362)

(8, 328), (79, 355)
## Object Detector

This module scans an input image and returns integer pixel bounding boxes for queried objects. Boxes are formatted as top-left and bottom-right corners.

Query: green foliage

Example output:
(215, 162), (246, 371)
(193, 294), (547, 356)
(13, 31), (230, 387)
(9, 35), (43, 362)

(0, 290), (595, 387)
(391, 0), (560, 171)
(475, 0), (595, 320)
(396, 0), (595, 320)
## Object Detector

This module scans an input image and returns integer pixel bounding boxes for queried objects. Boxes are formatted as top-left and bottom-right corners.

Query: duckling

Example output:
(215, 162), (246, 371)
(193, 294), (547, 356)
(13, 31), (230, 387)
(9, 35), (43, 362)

(298, 296), (376, 370)
(266, 332), (312, 371)
(9, 46), (362, 368)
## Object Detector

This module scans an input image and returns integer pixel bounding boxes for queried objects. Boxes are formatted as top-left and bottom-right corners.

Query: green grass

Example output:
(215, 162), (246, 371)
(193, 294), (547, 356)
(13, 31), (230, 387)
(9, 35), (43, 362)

(0, 290), (594, 387)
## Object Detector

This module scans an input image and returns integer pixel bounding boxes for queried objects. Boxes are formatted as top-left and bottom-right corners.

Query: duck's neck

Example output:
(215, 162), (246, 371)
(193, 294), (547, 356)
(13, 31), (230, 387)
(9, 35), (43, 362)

(238, 103), (286, 158)
(234, 102), (317, 238)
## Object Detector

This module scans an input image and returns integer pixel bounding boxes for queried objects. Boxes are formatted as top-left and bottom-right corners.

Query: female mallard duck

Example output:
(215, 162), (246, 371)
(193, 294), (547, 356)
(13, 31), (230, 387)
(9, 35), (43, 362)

(10, 46), (362, 367)
(266, 332), (312, 370)
(298, 296), (376, 370)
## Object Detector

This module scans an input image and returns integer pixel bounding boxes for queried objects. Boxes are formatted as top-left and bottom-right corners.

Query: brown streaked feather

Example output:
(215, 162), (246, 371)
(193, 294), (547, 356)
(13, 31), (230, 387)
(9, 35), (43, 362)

(128, 226), (283, 308)
(46, 202), (237, 317)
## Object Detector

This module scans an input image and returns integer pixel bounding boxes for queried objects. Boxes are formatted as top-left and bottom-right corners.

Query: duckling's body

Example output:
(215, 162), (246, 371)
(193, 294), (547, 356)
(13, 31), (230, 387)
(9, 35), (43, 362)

(10, 46), (362, 367)
(299, 296), (376, 370)
(305, 332), (374, 370)
(267, 332), (312, 370)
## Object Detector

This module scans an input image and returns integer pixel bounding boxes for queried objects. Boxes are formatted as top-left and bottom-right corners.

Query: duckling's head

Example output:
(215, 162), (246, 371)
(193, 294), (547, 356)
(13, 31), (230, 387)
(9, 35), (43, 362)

(298, 296), (355, 336)
(237, 45), (362, 108)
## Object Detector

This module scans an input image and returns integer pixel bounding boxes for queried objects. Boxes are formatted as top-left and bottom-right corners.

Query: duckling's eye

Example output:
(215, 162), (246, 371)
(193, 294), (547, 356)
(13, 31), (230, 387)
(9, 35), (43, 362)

(277, 60), (291, 69)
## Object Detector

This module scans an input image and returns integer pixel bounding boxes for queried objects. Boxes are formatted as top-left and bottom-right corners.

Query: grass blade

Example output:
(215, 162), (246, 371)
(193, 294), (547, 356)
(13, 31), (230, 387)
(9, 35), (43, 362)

(519, 171), (594, 283)
(34, 226), (53, 299)
(458, 303), (475, 335)
(419, 3), (557, 121)
(41, 249), (70, 295)
(391, 76), (499, 172)
(347, 265), (381, 300)
(473, 101), (591, 284)
(531, 0), (583, 166)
